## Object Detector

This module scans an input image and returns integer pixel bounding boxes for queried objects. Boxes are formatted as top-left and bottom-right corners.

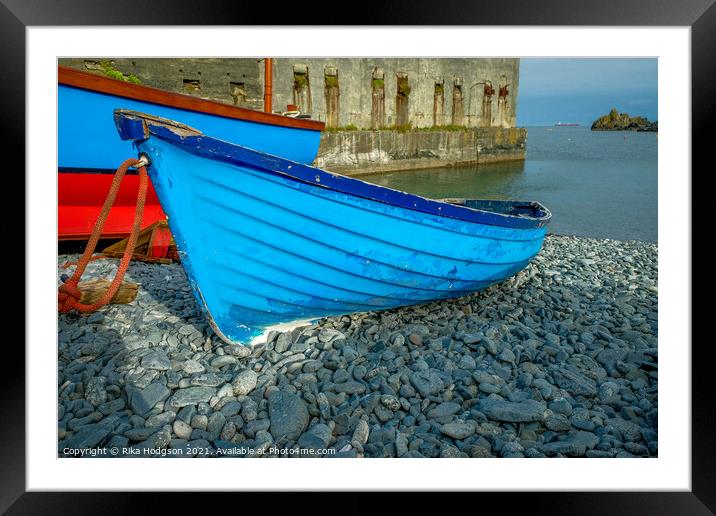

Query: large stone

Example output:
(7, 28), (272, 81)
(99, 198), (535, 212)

(63, 423), (111, 450)
(297, 423), (332, 451)
(410, 370), (444, 397)
(131, 428), (171, 452)
(440, 421), (475, 440)
(232, 369), (258, 396)
(165, 386), (216, 410)
(141, 350), (170, 371)
(129, 382), (170, 416)
(333, 381), (366, 395)
(427, 402), (461, 419)
(274, 333), (293, 353)
(545, 414), (572, 432)
(480, 399), (545, 423)
(172, 419), (193, 440)
(190, 373), (225, 387)
(268, 391), (309, 441)
(210, 355), (238, 368)
(542, 431), (599, 457)
(182, 360), (205, 375)
(318, 328), (344, 343)
(351, 419), (370, 445)
(84, 377), (108, 407)
(226, 344), (252, 359)
(552, 368), (597, 397)
(606, 417), (644, 442)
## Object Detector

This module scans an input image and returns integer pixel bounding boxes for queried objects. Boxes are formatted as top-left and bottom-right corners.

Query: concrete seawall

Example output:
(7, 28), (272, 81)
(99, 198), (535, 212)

(315, 127), (527, 175)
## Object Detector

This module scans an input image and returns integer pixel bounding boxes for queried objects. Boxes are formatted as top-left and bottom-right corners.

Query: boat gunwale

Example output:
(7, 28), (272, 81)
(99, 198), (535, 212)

(59, 66), (325, 132)
(114, 110), (552, 230)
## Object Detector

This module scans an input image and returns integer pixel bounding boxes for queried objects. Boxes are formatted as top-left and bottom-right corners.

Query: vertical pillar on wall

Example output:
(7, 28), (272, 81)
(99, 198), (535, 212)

(371, 67), (385, 130)
(481, 80), (495, 127)
(497, 74), (511, 128)
(396, 72), (410, 129)
(451, 78), (464, 126)
(324, 66), (340, 129)
(292, 64), (312, 115)
(433, 80), (445, 127)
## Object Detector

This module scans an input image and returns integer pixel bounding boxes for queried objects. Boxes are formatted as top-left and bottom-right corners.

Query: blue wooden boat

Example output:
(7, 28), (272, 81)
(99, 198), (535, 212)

(113, 110), (552, 345)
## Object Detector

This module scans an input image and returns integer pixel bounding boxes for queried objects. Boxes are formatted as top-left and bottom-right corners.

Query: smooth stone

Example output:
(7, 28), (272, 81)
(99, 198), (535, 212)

(129, 382), (170, 416)
(318, 328), (344, 343)
(173, 419), (193, 440)
(64, 423), (111, 450)
(274, 333), (292, 353)
(220, 401), (242, 418)
(334, 382), (366, 395)
(440, 421), (475, 440)
(298, 423), (332, 451)
(351, 419), (370, 445)
(480, 399), (546, 423)
(548, 398), (573, 417)
(268, 391), (309, 441)
(232, 369), (258, 396)
(210, 355), (238, 368)
(190, 373), (225, 387)
(141, 350), (171, 371)
(552, 368), (597, 397)
(427, 402), (461, 419)
(545, 414), (572, 432)
(410, 370), (444, 397)
(182, 360), (205, 375)
(333, 369), (351, 384)
(165, 386), (217, 410)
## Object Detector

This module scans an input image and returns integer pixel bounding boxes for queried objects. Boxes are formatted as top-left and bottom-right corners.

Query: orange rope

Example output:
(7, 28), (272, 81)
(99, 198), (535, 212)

(58, 157), (148, 313)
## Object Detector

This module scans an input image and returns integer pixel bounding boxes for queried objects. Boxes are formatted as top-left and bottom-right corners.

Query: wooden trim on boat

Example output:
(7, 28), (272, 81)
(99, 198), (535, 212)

(58, 66), (325, 132)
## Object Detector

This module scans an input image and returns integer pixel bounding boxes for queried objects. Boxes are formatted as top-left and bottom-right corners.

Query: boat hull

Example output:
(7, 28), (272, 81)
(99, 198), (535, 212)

(58, 70), (322, 239)
(115, 111), (550, 344)
(58, 171), (165, 240)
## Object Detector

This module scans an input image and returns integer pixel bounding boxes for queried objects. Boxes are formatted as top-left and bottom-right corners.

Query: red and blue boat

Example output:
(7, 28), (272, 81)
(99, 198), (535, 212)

(58, 66), (324, 240)
(113, 110), (551, 345)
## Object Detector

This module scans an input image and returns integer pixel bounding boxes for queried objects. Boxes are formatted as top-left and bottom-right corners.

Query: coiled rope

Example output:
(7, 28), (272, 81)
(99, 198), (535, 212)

(58, 157), (148, 313)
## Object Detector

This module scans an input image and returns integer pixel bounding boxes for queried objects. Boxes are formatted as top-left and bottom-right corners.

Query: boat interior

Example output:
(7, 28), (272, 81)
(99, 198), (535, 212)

(441, 198), (551, 220)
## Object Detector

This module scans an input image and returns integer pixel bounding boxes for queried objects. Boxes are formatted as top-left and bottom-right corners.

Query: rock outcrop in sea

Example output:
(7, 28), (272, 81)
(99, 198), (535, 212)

(591, 109), (657, 132)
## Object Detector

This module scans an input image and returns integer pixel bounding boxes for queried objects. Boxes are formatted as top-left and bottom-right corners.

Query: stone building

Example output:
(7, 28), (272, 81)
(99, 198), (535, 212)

(269, 58), (519, 129)
(59, 57), (520, 129)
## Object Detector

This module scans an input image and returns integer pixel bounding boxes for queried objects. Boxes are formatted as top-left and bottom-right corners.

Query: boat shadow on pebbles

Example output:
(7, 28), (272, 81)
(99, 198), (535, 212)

(57, 235), (658, 459)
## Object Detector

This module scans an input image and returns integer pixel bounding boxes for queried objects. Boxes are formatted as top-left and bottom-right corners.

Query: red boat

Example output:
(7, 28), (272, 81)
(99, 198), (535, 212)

(58, 63), (324, 240)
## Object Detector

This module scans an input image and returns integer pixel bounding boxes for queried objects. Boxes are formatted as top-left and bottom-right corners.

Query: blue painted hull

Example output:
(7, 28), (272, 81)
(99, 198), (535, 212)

(114, 111), (551, 344)
(59, 85), (322, 169)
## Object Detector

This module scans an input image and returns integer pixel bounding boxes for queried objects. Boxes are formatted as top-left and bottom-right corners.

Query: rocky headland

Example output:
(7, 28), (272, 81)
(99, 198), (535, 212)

(591, 109), (657, 132)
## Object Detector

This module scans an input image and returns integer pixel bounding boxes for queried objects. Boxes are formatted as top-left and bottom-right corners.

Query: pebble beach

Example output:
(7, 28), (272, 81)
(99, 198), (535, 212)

(57, 234), (658, 458)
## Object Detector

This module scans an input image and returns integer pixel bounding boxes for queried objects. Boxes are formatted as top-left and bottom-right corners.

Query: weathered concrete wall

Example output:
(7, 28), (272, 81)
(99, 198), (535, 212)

(316, 127), (526, 175)
(268, 58), (520, 129)
(59, 57), (520, 129)
(59, 58), (264, 109)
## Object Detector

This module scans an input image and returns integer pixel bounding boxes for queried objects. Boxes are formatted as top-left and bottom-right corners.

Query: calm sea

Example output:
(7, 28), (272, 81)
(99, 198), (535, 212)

(360, 126), (658, 242)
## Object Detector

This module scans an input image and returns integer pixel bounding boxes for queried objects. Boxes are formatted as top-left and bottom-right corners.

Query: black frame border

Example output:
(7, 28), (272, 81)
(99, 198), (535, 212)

(5, 0), (710, 512)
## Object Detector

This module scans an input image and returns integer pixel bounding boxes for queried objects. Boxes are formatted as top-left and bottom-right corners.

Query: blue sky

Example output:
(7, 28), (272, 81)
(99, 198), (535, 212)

(517, 58), (658, 126)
